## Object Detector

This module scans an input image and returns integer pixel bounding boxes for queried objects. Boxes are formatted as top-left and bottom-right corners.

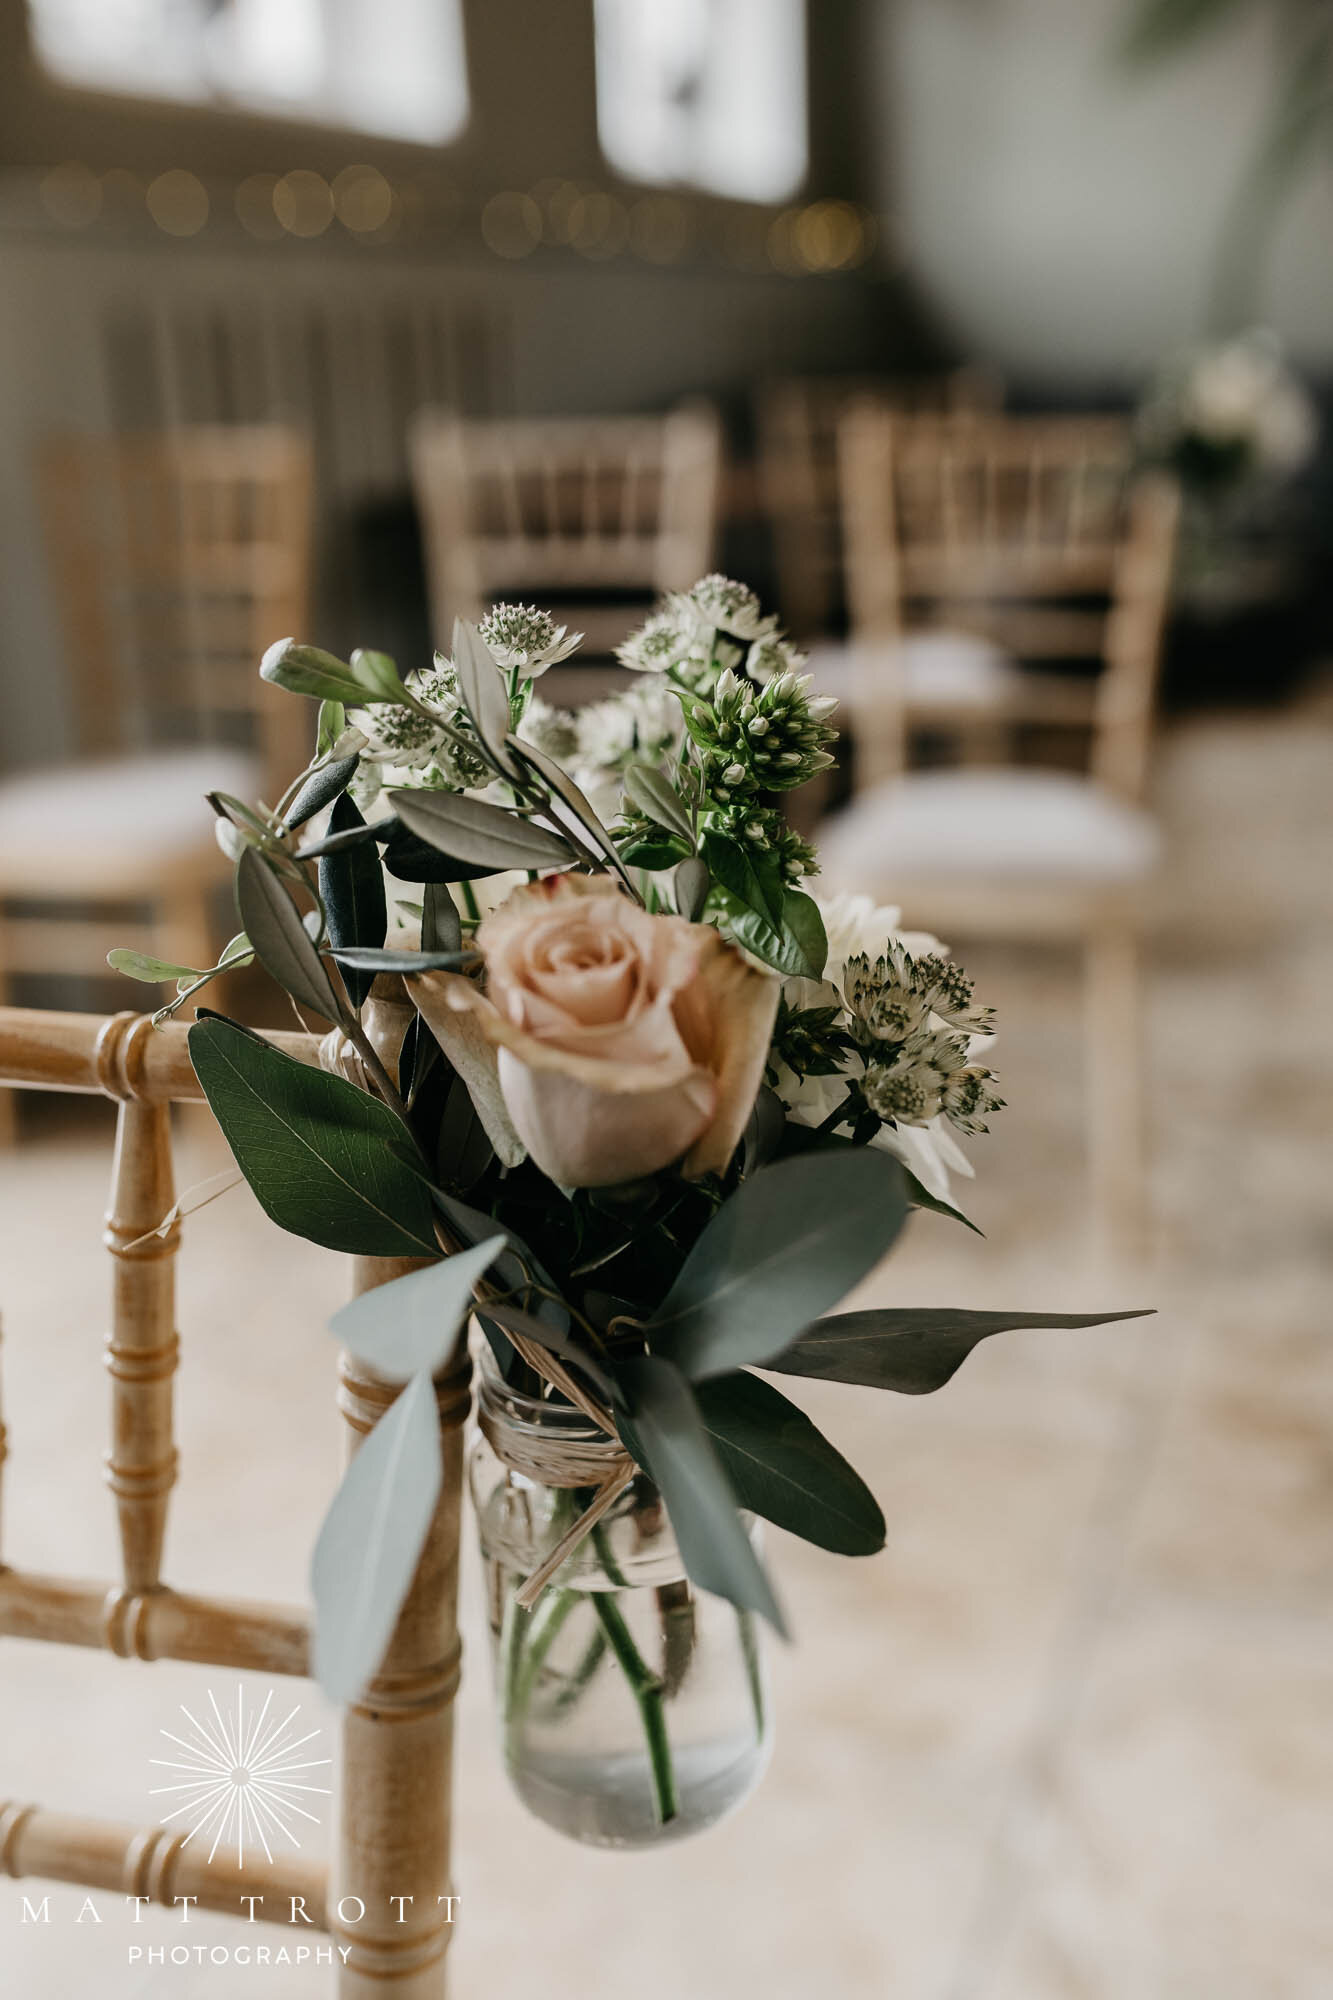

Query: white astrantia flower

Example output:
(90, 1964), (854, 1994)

(576, 676), (684, 773)
(671, 573), (778, 643)
(617, 608), (693, 673)
(772, 891), (998, 1200)
(516, 693), (580, 763)
(746, 632), (809, 683)
(477, 602), (582, 676)
(352, 661), (490, 790)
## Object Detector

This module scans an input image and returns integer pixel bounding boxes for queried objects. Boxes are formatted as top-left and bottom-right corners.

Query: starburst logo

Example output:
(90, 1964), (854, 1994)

(150, 1686), (332, 1867)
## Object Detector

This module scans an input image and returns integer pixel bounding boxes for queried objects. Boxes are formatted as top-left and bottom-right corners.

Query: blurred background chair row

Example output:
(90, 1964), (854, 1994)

(0, 388), (1181, 1247)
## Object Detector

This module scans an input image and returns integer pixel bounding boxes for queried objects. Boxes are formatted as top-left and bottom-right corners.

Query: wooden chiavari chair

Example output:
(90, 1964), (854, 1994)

(818, 409), (1181, 1253)
(0, 427), (313, 1134)
(408, 404), (721, 699)
(756, 366), (1002, 639)
(0, 1006), (466, 1996)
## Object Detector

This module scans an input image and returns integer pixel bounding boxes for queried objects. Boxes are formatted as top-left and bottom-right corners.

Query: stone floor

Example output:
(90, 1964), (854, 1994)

(1, 693), (1330, 1998)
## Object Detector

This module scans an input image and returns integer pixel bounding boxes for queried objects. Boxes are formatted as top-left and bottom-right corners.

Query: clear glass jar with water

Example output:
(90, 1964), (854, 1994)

(468, 1350), (772, 1848)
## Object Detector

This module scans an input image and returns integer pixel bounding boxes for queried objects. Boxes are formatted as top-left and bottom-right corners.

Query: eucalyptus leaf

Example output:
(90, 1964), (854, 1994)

(261, 639), (369, 705)
(390, 789), (572, 872)
(107, 949), (202, 983)
(452, 622), (520, 775)
(329, 1236), (506, 1381)
(623, 763), (695, 845)
(766, 1306), (1154, 1395)
(236, 846), (344, 1023)
(320, 793), (388, 1009)
(673, 855), (710, 921)
(695, 1371), (885, 1556)
(189, 1017), (438, 1257)
(287, 754), (361, 830)
(902, 1170), (984, 1236)
(644, 1150), (909, 1381)
(311, 1370), (443, 1703)
(615, 1353), (786, 1635)
(422, 883), (462, 955)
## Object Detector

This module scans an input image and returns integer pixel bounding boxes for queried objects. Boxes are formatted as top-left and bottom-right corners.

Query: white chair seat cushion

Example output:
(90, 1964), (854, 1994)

(819, 768), (1159, 888)
(0, 747), (259, 892)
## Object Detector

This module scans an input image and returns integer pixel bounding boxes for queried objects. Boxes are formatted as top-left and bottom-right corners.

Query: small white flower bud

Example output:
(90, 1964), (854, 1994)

(723, 763), (747, 786)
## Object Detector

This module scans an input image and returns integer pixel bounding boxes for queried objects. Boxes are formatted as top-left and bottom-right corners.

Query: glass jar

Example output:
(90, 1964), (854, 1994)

(468, 1349), (772, 1848)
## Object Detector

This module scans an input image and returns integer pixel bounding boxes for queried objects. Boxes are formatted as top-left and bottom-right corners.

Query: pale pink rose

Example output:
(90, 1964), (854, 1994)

(410, 875), (778, 1187)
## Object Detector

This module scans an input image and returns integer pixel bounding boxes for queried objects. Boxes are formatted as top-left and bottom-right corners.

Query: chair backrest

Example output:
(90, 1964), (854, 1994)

(409, 404), (722, 657)
(756, 368), (1002, 637)
(38, 426), (314, 797)
(838, 407), (1179, 800)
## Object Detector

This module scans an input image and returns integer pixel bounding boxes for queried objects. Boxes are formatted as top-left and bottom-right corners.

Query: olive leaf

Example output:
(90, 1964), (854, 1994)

(349, 648), (410, 704)
(235, 845), (345, 1023)
(311, 1370), (442, 1703)
(644, 1150), (909, 1380)
(331, 947), (478, 974)
(422, 883), (462, 955)
(765, 1306), (1155, 1396)
(390, 789), (573, 872)
(623, 763), (695, 845)
(319, 793), (388, 1009)
(107, 949), (203, 983)
(261, 639), (370, 706)
(452, 622), (520, 776)
(512, 738), (630, 880)
(674, 854), (710, 921)
(287, 754), (361, 830)
(315, 699), (346, 757)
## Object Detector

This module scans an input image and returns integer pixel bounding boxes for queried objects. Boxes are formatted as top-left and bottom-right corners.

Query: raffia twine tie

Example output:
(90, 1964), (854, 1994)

(480, 1328), (636, 1612)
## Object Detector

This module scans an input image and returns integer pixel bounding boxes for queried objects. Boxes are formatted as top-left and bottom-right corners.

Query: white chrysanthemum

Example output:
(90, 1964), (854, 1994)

(516, 694), (580, 763)
(576, 677), (683, 771)
(478, 603), (582, 676)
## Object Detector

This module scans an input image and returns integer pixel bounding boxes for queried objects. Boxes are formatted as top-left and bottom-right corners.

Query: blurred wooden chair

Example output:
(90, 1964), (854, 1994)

(756, 366), (1001, 639)
(818, 410), (1181, 1253)
(409, 404), (721, 699)
(0, 426), (313, 1134)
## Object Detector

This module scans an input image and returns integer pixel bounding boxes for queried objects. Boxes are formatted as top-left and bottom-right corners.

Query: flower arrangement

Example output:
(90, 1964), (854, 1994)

(1137, 328), (1317, 500)
(112, 576), (1143, 1844)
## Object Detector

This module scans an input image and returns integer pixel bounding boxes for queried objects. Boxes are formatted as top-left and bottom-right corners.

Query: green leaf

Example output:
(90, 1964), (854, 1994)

(261, 639), (369, 706)
(287, 754), (360, 829)
(436, 1070), (493, 1191)
(312, 1370), (442, 1703)
(315, 699), (346, 757)
(615, 1353), (786, 1634)
(644, 1150), (908, 1380)
(452, 622), (519, 775)
(422, 883), (462, 955)
(618, 832), (691, 870)
(320, 794), (388, 1008)
(431, 1189), (571, 1333)
(107, 948), (202, 983)
(623, 763), (695, 845)
(673, 855), (709, 921)
(390, 789), (572, 873)
(695, 1371), (885, 1556)
(902, 1169), (984, 1236)
(702, 833), (827, 979)
(766, 1306), (1156, 1396)
(329, 1236), (505, 1381)
(382, 822), (502, 884)
(1118, 0), (1254, 69)
(236, 845), (344, 1023)
(349, 648), (410, 704)
(188, 1017), (438, 1256)
(482, 1300), (617, 1401)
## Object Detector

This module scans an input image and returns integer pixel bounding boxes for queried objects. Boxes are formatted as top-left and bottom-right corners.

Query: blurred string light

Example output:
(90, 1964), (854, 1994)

(29, 161), (880, 274)
(272, 169), (334, 237)
(39, 161), (102, 228)
(146, 169), (209, 236)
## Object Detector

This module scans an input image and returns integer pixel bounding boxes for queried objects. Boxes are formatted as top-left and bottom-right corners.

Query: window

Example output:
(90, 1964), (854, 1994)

(595, 0), (806, 204)
(25, 0), (469, 148)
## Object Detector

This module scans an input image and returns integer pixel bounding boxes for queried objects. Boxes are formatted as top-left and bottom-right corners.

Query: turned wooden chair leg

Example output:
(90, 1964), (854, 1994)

(333, 1254), (470, 2000)
(1084, 917), (1146, 1264)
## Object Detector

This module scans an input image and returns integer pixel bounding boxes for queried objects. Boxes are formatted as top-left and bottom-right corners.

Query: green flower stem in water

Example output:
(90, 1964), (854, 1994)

(738, 1607), (765, 1740)
(591, 1591), (678, 1825)
(544, 1625), (608, 1719)
(505, 1586), (580, 1750)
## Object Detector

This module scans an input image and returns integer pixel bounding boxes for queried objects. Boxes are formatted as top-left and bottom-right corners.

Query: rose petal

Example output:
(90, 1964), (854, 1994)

(497, 1047), (716, 1186)
(677, 932), (780, 1177)
(407, 976), (527, 1168)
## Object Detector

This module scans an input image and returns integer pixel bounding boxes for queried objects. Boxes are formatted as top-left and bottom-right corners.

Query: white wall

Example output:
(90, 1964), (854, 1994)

(877, 0), (1333, 384)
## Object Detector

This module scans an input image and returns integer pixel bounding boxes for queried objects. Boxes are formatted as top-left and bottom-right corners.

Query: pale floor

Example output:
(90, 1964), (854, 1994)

(0, 696), (1330, 1999)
